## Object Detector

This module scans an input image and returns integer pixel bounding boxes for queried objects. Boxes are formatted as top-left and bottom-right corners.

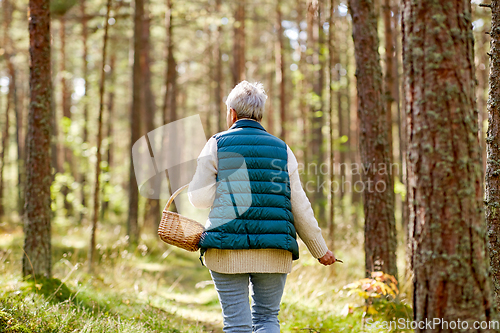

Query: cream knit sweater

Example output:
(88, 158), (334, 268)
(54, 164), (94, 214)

(188, 128), (329, 274)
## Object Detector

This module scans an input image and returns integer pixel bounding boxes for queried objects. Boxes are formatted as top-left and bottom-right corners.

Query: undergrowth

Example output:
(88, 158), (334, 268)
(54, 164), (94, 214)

(0, 219), (412, 333)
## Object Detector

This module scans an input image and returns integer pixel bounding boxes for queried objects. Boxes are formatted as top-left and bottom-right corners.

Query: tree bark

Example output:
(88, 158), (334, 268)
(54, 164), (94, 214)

(336, 18), (348, 221)
(403, 0), (495, 327)
(328, 0), (336, 250)
(128, 0), (144, 243)
(214, 0), (223, 133)
(142, 3), (160, 230)
(0, 76), (11, 218)
(101, 47), (116, 220)
(59, 14), (74, 217)
(232, 1), (246, 86)
(162, 0), (177, 125)
(14, 64), (23, 216)
(1, 0), (14, 218)
(295, 0), (308, 169)
(267, 64), (275, 135)
(487, 0), (500, 312)
(307, 0), (326, 223)
(23, 0), (52, 278)
(348, 0), (397, 278)
(276, 0), (286, 141)
(80, 0), (89, 224)
(383, 0), (394, 171)
(159, 0), (178, 215)
(89, 0), (112, 272)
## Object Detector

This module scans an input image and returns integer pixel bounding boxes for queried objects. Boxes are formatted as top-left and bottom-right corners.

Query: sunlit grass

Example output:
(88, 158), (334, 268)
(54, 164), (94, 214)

(1, 215), (412, 333)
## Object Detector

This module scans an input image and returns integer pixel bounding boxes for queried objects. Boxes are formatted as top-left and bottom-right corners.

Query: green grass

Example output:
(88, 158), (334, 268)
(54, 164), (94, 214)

(0, 219), (412, 333)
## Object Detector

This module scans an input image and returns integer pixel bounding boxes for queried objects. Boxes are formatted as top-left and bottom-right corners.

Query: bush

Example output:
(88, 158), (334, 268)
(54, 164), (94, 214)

(341, 271), (412, 331)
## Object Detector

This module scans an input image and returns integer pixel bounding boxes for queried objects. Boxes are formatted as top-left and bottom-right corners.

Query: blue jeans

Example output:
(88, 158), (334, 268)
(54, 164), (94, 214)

(210, 271), (287, 333)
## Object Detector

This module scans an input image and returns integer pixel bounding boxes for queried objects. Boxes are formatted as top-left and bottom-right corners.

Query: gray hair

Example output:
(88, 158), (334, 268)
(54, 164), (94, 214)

(225, 81), (267, 121)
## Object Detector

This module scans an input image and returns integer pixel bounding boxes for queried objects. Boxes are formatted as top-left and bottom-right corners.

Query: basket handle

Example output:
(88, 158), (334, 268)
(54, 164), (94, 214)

(164, 184), (190, 211)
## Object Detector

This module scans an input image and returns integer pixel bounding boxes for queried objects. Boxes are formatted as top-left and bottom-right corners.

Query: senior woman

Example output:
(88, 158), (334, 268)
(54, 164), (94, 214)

(188, 81), (336, 333)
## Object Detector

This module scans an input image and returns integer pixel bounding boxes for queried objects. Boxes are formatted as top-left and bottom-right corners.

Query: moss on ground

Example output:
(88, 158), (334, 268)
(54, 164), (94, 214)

(21, 277), (73, 303)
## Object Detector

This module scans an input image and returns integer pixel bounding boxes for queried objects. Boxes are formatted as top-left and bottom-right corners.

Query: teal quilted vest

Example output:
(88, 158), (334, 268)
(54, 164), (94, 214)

(199, 119), (299, 260)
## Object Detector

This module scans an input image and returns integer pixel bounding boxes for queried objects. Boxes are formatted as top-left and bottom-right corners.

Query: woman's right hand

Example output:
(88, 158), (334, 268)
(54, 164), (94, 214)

(318, 250), (337, 266)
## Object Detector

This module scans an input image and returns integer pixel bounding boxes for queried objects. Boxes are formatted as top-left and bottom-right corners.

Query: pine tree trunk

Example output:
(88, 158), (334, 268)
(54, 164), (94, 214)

(328, 0), (336, 250)
(14, 66), (23, 216)
(267, 65), (275, 134)
(214, 0), (223, 132)
(383, 0), (394, 171)
(23, 0), (52, 278)
(307, 0), (325, 223)
(159, 0), (177, 215)
(336, 23), (347, 221)
(142, 4), (160, 230)
(1, 0), (13, 218)
(80, 0), (89, 224)
(403, 0), (495, 327)
(276, 0), (286, 141)
(128, 0), (143, 243)
(59, 15), (74, 217)
(232, 1), (245, 86)
(101, 49), (116, 220)
(487, 0), (500, 312)
(0, 77), (10, 218)
(349, 29), (363, 213)
(348, 0), (397, 278)
(89, 0), (111, 272)
(162, 0), (176, 125)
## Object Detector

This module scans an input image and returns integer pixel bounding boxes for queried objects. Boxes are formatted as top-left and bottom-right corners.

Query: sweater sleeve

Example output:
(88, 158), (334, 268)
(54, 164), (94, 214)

(287, 146), (329, 259)
(188, 137), (218, 209)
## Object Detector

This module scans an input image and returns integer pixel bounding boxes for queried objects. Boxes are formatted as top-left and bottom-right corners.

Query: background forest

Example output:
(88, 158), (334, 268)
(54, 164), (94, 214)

(0, 0), (499, 332)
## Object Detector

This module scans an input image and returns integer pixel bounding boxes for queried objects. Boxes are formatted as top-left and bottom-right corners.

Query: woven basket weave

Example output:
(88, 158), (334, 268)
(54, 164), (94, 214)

(158, 184), (205, 252)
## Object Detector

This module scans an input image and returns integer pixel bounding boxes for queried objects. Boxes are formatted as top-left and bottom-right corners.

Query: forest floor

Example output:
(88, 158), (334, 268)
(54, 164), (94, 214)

(0, 218), (412, 333)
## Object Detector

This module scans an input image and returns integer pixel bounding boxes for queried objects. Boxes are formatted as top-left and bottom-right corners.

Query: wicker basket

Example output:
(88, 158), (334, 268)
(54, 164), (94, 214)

(158, 184), (205, 252)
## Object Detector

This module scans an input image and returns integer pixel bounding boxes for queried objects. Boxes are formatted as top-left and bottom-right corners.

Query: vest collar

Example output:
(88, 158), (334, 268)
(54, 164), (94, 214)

(229, 119), (267, 132)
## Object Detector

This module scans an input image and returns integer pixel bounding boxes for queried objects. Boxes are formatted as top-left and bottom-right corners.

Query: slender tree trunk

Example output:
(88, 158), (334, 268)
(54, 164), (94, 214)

(391, 3), (409, 276)
(214, 0), (223, 133)
(403, 0), (495, 327)
(307, 0), (326, 223)
(1, 0), (13, 217)
(80, 0), (89, 224)
(142, 4), (160, 230)
(383, 0), (394, 171)
(14, 67), (23, 216)
(159, 0), (177, 215)
(5, 3), (22, 213)
(101, 48), (116, 220)
(267, 66), (275, 134)
(23, 0), (52, 278)
(348, 0), (397, 278)
(336, 22), (347, 220)
(0, 78), (10, 218)
(128, 0), (144, 243)
(328, 0), (336, 250)
(349, 22), (363, 213)
(89, 0), (112, 272)
(205, 19), (213, 136)
(162, 0), (176, 125)
(59, 15), (74, 216)
(487, 0), (500, 311)
(50, 55), (60, 178)
(232, 1), (245, 86)
(294, 0), (308, 169)
(276, 0), (286, 141)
